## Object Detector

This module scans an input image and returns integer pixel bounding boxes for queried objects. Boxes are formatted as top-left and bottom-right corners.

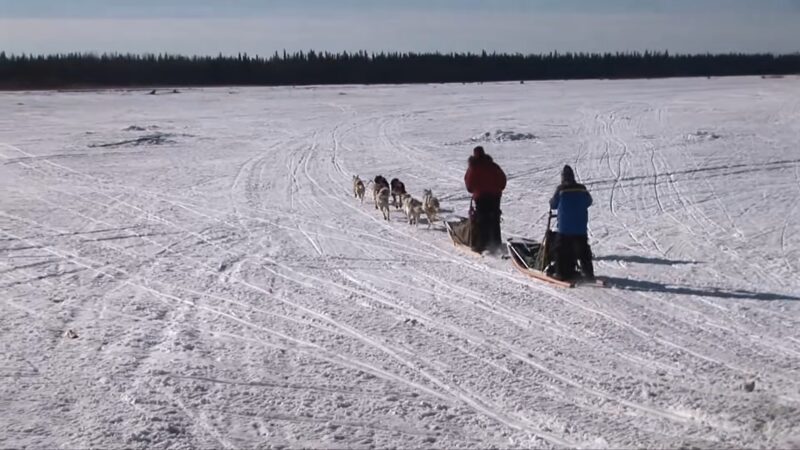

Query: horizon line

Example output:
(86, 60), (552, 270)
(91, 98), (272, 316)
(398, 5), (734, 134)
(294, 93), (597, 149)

(3, 50), (800, 58)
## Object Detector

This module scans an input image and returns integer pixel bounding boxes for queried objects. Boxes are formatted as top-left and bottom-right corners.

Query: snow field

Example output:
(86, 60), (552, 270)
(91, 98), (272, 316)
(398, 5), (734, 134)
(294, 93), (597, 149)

(1, 77), (799, 448)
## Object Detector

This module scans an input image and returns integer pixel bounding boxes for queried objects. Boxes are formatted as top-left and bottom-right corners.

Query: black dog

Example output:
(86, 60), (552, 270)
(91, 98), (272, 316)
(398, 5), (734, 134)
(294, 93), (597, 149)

(374, 175), (389, 188)
(390, 178), (407, 209)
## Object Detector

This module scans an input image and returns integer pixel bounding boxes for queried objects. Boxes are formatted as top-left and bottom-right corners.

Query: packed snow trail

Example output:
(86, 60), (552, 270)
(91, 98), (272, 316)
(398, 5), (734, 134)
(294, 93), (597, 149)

(2, 77), (799, 449)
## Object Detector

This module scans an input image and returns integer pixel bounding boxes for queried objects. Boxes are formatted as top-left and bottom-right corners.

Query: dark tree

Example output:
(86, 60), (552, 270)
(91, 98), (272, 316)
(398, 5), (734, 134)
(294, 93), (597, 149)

(0, 51), (798, 90)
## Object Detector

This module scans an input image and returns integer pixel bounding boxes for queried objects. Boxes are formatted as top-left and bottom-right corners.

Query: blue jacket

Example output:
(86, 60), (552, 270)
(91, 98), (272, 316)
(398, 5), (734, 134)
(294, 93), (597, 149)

(550, 183), (592, 236)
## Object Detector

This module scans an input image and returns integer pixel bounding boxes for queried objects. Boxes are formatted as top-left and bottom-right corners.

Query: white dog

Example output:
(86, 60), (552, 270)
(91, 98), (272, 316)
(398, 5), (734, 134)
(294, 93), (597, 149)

(376, 187), (391, 221)
(401, 194), (424, 226)
(422, 189), (441, 229)
(352, 175), (366, 203)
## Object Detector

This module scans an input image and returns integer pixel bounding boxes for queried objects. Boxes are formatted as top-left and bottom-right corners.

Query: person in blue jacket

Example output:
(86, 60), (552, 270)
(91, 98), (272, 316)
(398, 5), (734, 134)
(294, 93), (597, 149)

(549, 165), (594, 280)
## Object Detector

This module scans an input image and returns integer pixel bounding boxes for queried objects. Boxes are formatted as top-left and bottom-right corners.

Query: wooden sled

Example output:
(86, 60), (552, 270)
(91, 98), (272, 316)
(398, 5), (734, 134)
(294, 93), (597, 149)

(507, 238), (575, 288)
(507, 237), (606, 289)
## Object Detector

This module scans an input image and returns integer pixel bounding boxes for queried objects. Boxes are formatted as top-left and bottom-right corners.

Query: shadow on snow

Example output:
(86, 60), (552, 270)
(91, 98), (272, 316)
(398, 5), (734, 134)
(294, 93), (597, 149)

(603, 276), (800, 301)
(595, 254), (699, 266)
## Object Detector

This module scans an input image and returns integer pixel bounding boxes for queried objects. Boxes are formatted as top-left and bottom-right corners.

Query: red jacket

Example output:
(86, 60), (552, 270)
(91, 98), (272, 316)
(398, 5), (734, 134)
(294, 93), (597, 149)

(464, 155), (506, 199)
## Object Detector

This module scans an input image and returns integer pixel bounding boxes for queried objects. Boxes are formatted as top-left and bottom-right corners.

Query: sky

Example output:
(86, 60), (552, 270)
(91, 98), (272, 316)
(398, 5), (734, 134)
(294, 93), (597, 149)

(1, 0), (799, 55)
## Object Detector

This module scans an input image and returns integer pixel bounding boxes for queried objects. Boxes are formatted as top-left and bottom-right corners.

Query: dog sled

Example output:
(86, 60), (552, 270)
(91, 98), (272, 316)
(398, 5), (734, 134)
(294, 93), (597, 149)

(507, 213), (605, 288)
(446, 211), (603, 288)
(444, 217), (509, 259)
(444, 218), (479, 256)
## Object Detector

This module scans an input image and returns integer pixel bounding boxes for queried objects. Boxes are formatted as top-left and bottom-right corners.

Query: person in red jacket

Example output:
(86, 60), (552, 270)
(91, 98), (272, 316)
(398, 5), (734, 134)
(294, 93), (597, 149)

(464, 146), (507, 253)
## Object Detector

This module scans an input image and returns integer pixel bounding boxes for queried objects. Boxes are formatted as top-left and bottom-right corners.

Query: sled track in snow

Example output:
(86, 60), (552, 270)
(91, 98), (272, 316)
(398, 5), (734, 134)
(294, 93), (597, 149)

(1, 131), (792, 446)
(274, 124), (796, 438)
(300, 123), (747, 442)
(3, 117), (796, 446)
(2, 80), (799, 449)
(225, 118), (724, 442)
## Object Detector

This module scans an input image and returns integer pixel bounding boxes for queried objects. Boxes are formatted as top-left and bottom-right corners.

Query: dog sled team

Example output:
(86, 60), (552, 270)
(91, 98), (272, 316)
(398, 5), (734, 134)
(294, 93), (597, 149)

(352, 175), (441, 228)
(352, 145), (597, 286)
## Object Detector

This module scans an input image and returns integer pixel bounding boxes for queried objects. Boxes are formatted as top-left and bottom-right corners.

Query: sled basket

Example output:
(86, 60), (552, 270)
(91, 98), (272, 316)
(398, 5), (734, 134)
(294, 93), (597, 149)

(507, 238), (544, 271)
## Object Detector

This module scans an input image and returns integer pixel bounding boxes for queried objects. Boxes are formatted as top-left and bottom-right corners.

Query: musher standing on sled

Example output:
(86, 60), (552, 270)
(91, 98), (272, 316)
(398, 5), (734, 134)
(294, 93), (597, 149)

(464, 146), (507, 253)
(549, 165), (595, 281)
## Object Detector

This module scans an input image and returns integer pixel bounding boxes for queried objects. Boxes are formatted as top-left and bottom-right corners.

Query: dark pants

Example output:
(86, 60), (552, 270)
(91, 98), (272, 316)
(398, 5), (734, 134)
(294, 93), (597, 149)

(554, 234), (594, 279)
(471, 196), (502, 253)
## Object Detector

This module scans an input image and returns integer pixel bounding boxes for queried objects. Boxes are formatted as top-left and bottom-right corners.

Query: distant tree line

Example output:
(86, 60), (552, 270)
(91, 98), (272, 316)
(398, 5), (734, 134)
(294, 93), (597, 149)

(0, 50), (798, 89)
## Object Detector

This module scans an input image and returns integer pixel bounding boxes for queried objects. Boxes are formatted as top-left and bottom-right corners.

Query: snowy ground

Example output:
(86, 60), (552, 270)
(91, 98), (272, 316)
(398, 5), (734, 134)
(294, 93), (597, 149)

(2, 77), (799, 449)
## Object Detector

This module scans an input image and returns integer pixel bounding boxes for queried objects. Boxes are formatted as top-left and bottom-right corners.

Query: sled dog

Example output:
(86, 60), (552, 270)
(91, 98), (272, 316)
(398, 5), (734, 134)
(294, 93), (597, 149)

(401, 194), (424, 226)
(372, 175), (390, 210)
(422, 189), (441, 228)
(390, 178), (407, 209)
(352, 175), (366, 203)
(376, 187), (391, 221)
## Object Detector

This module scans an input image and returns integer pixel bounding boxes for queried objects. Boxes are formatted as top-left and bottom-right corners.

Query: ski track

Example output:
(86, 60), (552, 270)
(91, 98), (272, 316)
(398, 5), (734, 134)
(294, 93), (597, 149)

(2, 78), (800, 449)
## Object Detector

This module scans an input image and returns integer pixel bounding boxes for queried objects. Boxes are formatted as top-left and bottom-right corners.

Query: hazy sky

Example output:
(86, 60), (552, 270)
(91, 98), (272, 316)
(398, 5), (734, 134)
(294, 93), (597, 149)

(1, 0), (799, 55)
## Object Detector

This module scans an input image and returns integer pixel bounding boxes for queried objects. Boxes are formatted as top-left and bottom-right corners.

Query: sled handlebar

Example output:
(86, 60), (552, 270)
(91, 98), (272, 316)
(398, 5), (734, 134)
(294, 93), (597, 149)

(546, 211), (557, 231)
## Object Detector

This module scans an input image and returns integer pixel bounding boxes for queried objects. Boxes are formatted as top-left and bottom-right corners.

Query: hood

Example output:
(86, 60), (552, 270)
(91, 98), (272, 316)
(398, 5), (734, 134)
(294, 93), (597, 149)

(561, 165), (576, 185)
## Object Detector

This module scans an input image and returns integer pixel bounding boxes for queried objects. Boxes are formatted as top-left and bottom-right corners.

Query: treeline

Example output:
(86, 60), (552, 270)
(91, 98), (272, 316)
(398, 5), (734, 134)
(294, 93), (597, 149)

(1, 50), (799, 89)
